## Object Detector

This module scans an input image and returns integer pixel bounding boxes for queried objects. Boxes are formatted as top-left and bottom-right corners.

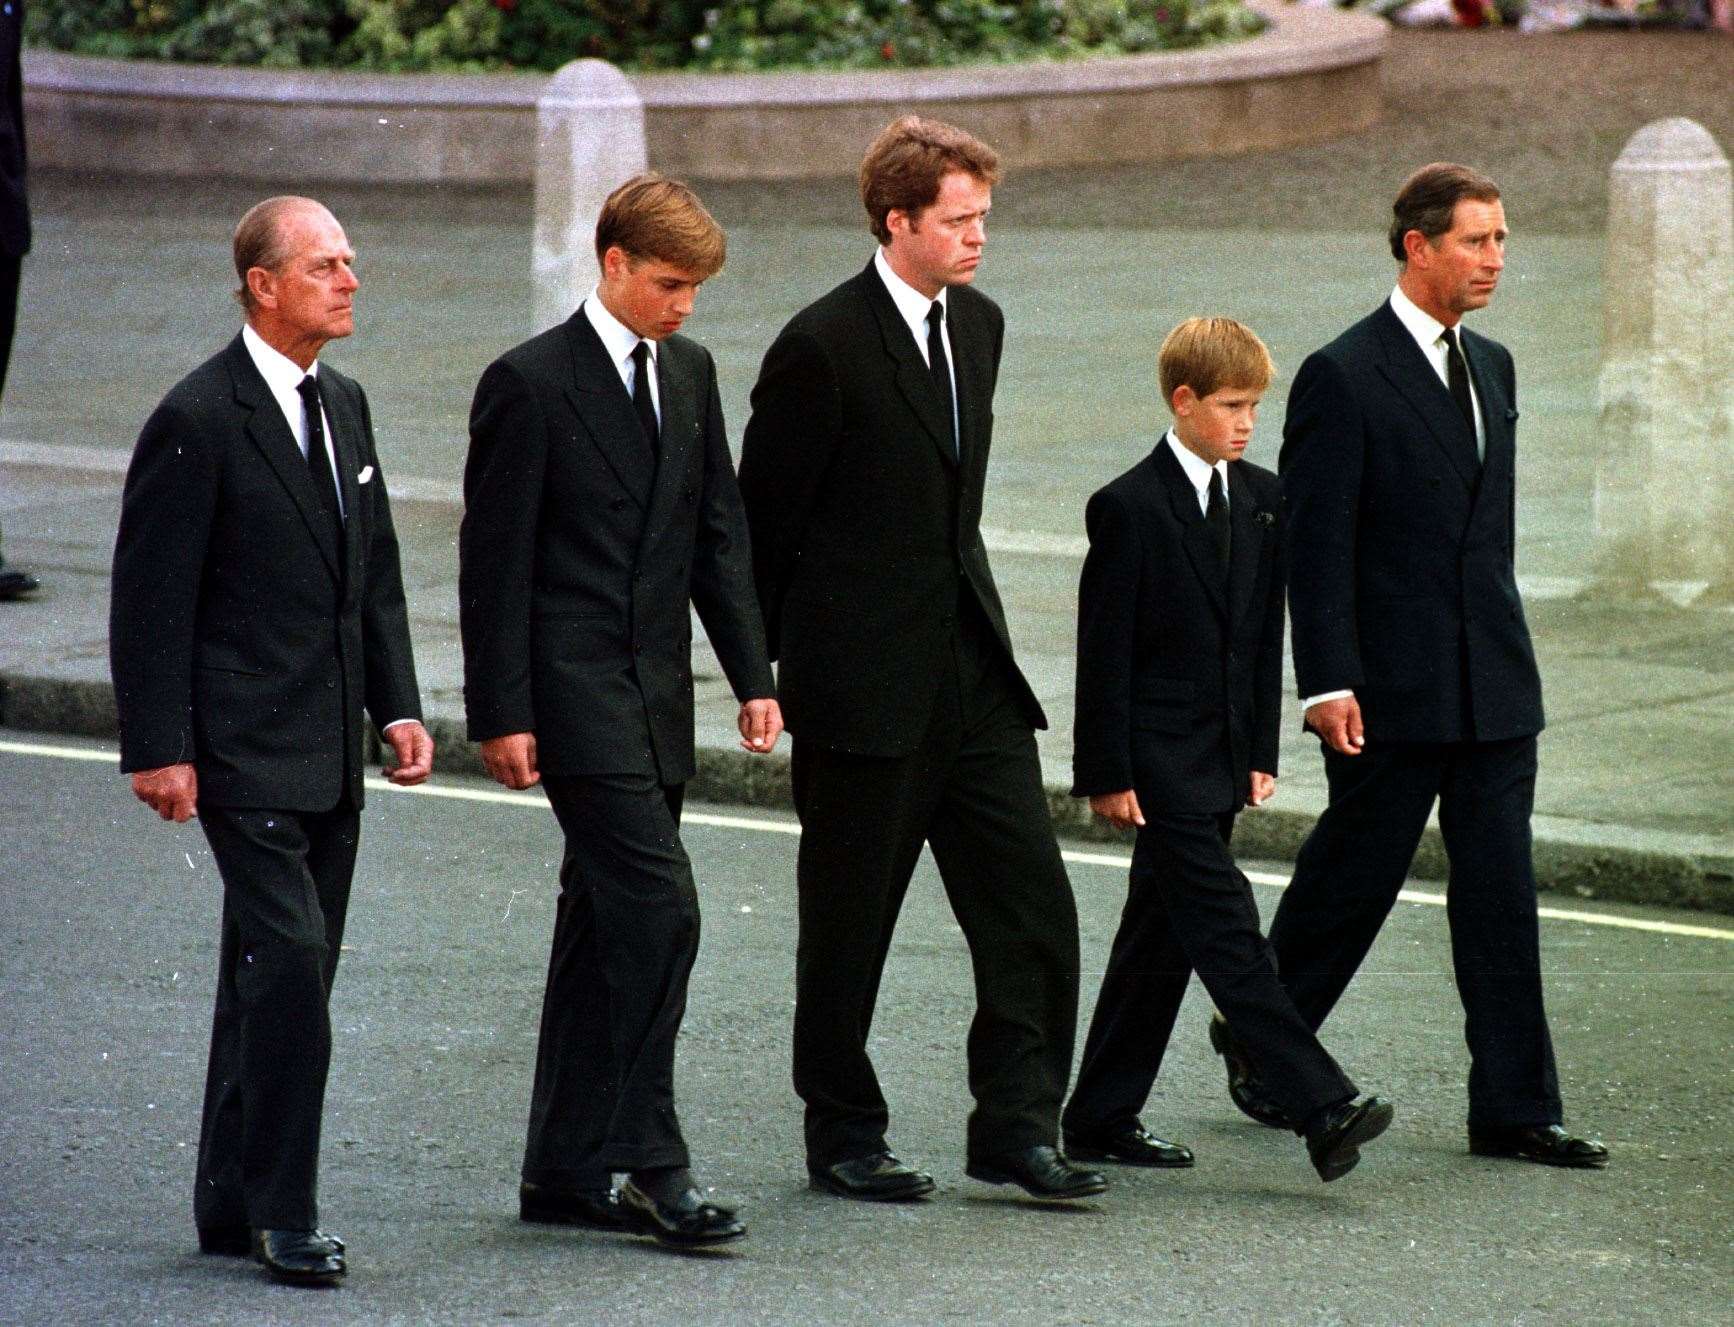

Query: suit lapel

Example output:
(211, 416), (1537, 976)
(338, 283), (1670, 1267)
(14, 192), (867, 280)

(640, 338), (696, 545)
(562, 310), (656, 510)
(858, 264), (959, 470)
(1152, 440), (1227, 621)
(1371, 303), (1480, 490)
(226, 336), (343, 582)
(1225, 463), (1266, 628)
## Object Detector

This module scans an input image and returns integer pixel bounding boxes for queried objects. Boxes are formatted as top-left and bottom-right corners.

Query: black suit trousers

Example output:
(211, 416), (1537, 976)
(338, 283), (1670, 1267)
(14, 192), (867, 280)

(195, 796), (360, 1232)
(790, 607), (1080, 1167)
(524, 775), (696, 1187)
(1065, 811), (1354, 1137)
(1267, 736), (1563, 1127)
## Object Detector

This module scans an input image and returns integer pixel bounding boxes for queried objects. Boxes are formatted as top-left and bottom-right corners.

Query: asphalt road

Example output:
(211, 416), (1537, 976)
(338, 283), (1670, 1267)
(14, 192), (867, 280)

(2, 732), (1729, 1326)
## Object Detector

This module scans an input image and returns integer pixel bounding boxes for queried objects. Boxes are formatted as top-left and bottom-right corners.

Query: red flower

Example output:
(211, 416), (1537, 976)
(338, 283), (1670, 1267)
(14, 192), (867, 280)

(493, 0), (515, 9)
(880, 41), (896, 60)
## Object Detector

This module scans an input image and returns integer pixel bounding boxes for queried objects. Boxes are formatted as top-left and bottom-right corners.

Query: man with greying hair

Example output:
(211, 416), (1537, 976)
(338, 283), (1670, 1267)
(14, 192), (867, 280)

(740, 116), (1104, 1204)
(111, 196), (432, 1285)
(1210, 163), (1608, 1170)
(460, 173), (779, 1247)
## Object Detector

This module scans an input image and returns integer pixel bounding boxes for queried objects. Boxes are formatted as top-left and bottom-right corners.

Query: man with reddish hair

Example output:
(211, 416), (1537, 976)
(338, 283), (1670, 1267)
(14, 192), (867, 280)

(740, 117), (1103, 1205)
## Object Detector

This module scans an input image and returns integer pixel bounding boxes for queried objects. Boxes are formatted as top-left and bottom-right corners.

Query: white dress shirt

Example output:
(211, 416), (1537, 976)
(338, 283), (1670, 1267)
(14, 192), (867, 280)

(873, 247), (959, 445)
(240, 323), (413, 734)
(583, 288), (660, 427)
(1164, 430), (1230, 517)
(1300, 288), (1488, 716)
(241, 322), (343, 519)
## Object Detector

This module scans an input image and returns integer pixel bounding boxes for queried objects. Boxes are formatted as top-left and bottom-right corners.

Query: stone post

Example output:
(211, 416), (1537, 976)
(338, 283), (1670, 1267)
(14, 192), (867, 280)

(534, 60), (646, 336)
(1592, 118), (1734, 603)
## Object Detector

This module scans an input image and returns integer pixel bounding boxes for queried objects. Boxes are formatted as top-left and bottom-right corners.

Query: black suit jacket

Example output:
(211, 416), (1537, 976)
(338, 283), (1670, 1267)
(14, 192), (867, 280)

(738, 260), (1042, 756)
(111, 334), (422, 810)
(1072, 443), (1284, 814)
(458, 310), (773, 784)
(1281, 300), (1543, 744)
(0, 0), (29, 259)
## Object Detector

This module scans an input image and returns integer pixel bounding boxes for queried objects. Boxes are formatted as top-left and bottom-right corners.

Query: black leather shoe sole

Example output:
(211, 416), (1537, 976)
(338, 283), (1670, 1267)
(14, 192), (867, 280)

(964, 1161), (1108, 1200)
(1063, 1135), (1195, 1169)
(807, 1166), (936, 1202)
(1209, 1016), (1295, 1130)
(1310, 1099), (1394, 1182)
(1468, 1135), (1609, 1169)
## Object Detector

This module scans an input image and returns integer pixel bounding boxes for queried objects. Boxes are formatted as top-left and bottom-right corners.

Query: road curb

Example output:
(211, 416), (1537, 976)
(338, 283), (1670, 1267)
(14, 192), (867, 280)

(12, 671), (1728, 916)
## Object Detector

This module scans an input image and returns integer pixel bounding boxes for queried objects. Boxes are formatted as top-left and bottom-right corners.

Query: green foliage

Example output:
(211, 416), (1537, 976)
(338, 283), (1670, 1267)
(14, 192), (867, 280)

(26, 0), (1267, 72)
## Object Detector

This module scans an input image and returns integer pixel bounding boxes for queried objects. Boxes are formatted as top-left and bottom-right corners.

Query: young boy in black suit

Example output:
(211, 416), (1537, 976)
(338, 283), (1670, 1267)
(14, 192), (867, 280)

(1060, 318), (1393, 1182)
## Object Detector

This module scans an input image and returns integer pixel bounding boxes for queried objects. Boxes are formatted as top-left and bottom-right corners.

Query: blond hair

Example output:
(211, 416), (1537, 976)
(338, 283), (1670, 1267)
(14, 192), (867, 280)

(859, 115), (1000, 245)
(594, 173), (726, 279)
(1159, 317), (1275, 403)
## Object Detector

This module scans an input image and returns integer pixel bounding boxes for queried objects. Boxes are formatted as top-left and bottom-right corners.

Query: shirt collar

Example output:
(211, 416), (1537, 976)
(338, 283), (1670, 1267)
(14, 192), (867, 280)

(583, 287), (656, 368)
(1389, 283), (1453, 356)
(874, 247), (947, 343)
(1164, 429), (1228, 495)
(242, 322), (317, 393)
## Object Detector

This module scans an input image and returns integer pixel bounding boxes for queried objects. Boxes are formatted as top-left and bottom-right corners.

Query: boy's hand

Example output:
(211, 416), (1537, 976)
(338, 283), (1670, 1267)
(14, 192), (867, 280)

(1089, 789), (1145, 830)
(1248, 771), (1276, 807)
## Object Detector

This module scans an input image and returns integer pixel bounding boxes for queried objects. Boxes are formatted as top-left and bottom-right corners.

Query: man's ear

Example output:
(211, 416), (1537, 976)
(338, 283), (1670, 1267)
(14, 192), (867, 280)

(245, 266), (275, 310)
(600, 245), (632, 282)
(1402, 228), (1434, 269)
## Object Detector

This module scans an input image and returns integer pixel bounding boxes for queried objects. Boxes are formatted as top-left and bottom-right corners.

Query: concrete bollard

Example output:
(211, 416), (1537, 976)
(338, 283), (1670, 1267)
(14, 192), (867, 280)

(1592, 118), (1734, 604)
(533, 59), (647, 336)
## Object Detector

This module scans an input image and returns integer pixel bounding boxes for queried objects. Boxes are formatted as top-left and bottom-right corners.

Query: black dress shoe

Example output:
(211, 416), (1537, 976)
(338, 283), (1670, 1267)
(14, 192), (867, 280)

(1063, 1123), (1194, 1168)
(965, 1145), (1108, 1200)
(618, 1181), (746, 1247)
(0, 566), (40, 600)
(808, 1151), (936, 1201)
(252, 1229), (346, 1286)
(1209, 1014), (1295, 1129)
(1305, 1096), (1394, 1183)
(520, 1181), (631, 1229)
(1469, 1124), (1608, 1169)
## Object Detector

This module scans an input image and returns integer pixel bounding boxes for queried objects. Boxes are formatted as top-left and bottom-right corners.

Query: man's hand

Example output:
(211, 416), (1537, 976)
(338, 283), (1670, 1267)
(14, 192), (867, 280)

(132, 763), (198, 822)
(481, 732), (539, 789)
(1248, 771), (1276, 807)
(738, 698), (784, 754)
(1305, 695), (1365, 757)
(383, 721), (434, 786)
(1089, 789), (1145, 831)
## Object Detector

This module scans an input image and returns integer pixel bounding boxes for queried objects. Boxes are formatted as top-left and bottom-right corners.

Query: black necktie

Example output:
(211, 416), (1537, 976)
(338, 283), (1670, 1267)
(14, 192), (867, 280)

(1206, 466), (1231, 575)
(631, 340), (659, 459)
(296, 375), (342, 542)
(1442, 325), (1477, 441)
(926, 301), (958, 460)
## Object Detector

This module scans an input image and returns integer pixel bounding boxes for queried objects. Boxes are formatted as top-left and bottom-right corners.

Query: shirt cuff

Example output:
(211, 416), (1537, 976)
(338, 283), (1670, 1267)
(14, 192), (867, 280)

(1300, 689), (1355, 712)
(381, 718), (418, 732)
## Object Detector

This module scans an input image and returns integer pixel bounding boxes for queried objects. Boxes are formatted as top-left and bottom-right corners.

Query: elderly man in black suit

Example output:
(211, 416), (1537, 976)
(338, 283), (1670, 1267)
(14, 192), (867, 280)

(459, 175), (780, 1247)
(1062, 317), (1391, 1184)
(1213, 163), (1606, 1170)
(739, 116), (1102, 1205)
(111, 196), (433, 1285)
(0, 0), (37, 599)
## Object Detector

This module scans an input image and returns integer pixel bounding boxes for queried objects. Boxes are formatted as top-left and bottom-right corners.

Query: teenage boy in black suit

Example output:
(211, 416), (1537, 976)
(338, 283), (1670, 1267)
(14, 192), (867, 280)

(1061, 318), (1391, 1183)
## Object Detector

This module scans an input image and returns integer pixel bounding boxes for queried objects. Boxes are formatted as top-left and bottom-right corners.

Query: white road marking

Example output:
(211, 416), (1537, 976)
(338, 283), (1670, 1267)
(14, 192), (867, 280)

(12, 737), (1731, 942)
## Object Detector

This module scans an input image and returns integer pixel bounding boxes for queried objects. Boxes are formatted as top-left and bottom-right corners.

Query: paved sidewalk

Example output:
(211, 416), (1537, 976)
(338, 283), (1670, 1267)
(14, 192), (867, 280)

(2, 166), (1729, 911)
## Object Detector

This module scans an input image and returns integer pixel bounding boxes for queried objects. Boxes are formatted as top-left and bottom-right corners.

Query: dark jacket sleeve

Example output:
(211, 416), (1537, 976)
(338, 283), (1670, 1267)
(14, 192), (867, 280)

(1251, 476), (1286, 777)
(1070, 487), (1142, 798)
(458, 358), (549, 741)
(1281, 350), (1366, 700)
(737, 326), (842, 657)
(109, 397), (220, 773)
(353, 385), (423, 731)
(689, 348), (775, 702)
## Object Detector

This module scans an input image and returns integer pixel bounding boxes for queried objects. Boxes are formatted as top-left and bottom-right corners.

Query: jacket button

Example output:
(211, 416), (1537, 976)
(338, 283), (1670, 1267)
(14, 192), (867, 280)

(326, 680), (336, 689)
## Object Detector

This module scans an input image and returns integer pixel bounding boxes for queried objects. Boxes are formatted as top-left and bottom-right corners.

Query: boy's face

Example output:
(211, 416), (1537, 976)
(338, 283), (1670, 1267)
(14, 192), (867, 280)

(598, 247), (704, 341)
(1172, 383), (1263, 466)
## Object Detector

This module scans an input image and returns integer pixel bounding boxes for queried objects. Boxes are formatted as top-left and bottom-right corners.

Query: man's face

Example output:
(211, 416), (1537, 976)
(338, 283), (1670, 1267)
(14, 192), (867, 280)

(256, 206), (359, 350)
(599, 248), (704, 341)
(1173, 383), (1263, 466)
(885, 170), (991, 298)
(1411, 197), (1507, 320)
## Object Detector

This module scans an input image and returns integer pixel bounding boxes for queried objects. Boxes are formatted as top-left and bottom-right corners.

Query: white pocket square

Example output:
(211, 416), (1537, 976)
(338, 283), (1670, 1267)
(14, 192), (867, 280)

(357, 465), (374, 484)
